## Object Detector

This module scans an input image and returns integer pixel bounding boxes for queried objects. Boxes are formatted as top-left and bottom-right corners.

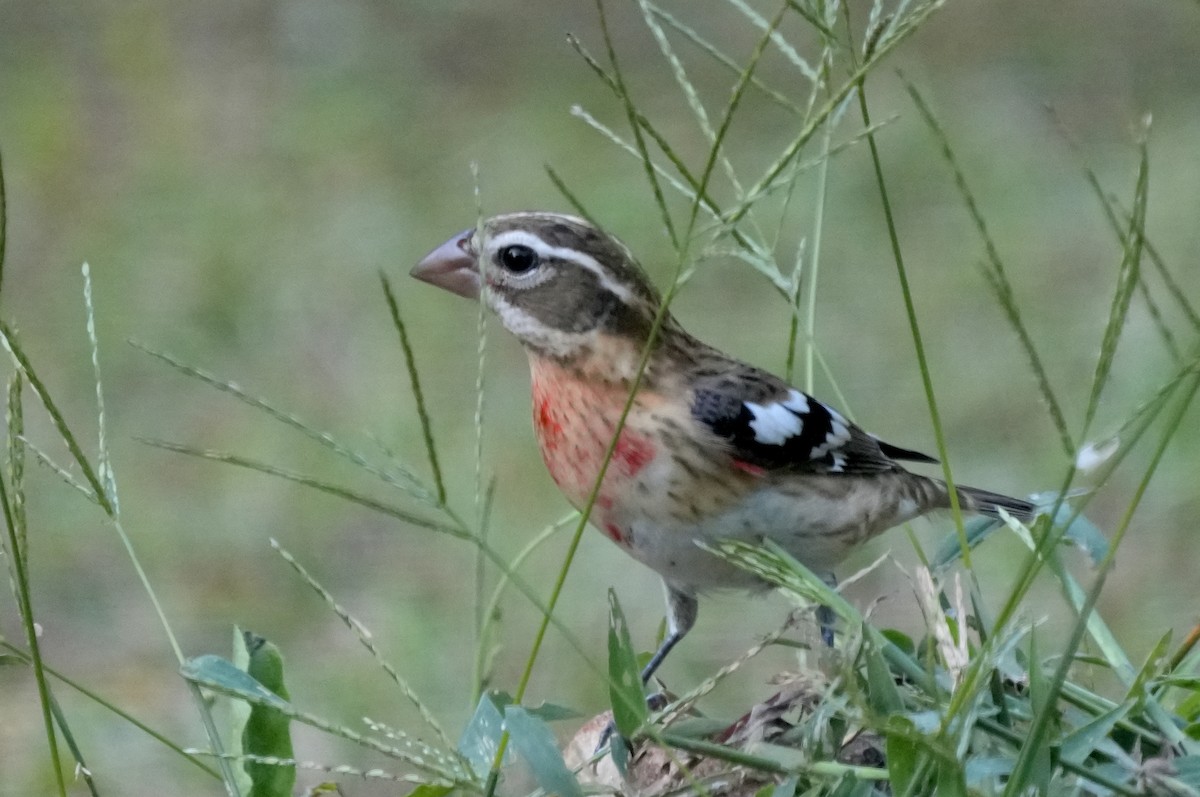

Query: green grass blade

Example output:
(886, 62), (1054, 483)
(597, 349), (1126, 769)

(138, 438), (466, 538)
(82, 263), (117, 510)
(1050, 107), (1200, 332)
(729, 0), (946, 229)
(569, 104), (722, 226)
(903, 78), (1075, 458)
(7, 371), (25, 545)
(183, 654), (472, 784)
(592, 0), (678, 249)
(132, 342), (437, 504)
(684, 0), (788, 242)
(140, 437), (611, 693)
(724, 0), (817, 81)
(474, 511), (577, 707)
(566, 36), (724, 230)
(544, 165), (598, 225)
(645, 3), (802, 112)
(268, 539), (455, 752)
(0, 393), (68, 796)
(846, 24), (972, 570)
(0, 145), (7, 297)
(0, 323), (111, 515)
(379, 273), (446, 505)
(636, 0), (763, 244)
(1006, 361), (1200, 793)
(1081, 128), (1150, 438)
(46, 691), (100, 797)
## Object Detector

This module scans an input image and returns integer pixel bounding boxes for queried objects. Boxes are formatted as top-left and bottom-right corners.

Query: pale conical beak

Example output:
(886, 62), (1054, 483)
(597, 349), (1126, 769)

(411, 229), (481, 299)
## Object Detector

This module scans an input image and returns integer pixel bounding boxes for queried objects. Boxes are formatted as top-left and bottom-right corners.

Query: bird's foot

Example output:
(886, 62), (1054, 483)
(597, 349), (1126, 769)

(817, 603), (836, 647)
(594, 692), (670, 756)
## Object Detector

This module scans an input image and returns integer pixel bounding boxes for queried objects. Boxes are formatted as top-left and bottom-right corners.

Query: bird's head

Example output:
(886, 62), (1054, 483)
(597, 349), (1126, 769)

(412, 212), (667, 362)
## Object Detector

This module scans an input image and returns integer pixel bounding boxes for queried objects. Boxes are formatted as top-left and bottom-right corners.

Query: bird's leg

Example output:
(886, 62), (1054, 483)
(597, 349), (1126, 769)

(817, 573), (837, 647)
(640, 585), (698, 686)
(597, 585), (698, 754)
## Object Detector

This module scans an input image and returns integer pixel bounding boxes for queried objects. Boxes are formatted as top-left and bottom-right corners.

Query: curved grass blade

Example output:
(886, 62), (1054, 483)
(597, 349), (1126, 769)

(902, 77), (1074, 457)
(379, 274), (446, 505)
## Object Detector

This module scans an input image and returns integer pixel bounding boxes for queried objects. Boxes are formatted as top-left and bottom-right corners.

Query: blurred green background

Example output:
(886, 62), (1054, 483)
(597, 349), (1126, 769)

(1, 1), (1198, 794)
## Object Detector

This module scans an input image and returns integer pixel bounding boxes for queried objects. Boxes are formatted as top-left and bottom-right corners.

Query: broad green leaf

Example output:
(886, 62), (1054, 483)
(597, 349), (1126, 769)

(880, 629), (916, 656)
(241, 632), (295, 797)
(932, 502), (1107, 570)
(607, 589), (646, 738)
(931, 517), (1003, 570)
(458, 692), (508, 778)
(406, 785), (454, 797)
(1125, 631), (1173, 707)
(522, 702), (582, 722)
(1009, 631), (1054, 795)
(1055, 507), (1108, 566)
(774, 775), (798, 797)
(825, 775), (871, 797)
(181, 655), (290, 712)
(885, 718), (920, 795)
(504, 706), (583, 797)
(1060, 701), (1134, 765)
(937, 755), (968, 797)
(1175, 756), (1200, 788)
(863, 628), (904, 715)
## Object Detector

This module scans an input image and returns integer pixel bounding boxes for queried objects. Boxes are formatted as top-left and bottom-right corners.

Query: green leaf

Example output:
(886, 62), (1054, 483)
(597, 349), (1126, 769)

(880, 629), (916, 656)
(1055, 506), (1108, 566)
(825, 774), (870, 797)
(504, 706), (583, 797)
(181, 655), (291, 712)
(863, 628), (904, 715)
(241, 632), (295, 797)
(1175, 756), (1200, 789)
(607, 589), (647, 738)
(1007, 630), (1054, 795)
(522, 701), (582, 722)
(930, 517), (1003, 570)
(406, 785), (454, 797)
(937, 755), (968, 797)
(885, 718), (920, 795)
(1125, 631), (1173, 707)
(458, 692), (508, 778)
(1060, 701), (1134, 766)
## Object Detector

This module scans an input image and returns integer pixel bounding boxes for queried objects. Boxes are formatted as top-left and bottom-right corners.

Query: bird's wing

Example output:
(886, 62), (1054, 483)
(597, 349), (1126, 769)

(688, 362), (936, 475)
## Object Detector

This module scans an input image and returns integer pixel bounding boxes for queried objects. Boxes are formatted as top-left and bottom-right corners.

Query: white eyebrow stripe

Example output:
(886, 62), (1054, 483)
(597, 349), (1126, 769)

(488, 229), (634, 302)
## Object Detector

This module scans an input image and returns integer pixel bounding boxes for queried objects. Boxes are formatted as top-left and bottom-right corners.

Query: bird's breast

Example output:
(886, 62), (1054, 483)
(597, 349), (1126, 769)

(528, 357), (757, 553)
(529, 361), (657, 531)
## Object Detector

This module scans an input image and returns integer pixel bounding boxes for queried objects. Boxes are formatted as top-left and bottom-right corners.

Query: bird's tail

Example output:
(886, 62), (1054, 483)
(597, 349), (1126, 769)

(953, 483), (1036, 523)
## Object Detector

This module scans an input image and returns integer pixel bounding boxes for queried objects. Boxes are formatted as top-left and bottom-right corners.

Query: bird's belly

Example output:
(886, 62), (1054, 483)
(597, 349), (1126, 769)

(616, 476), (911, 591)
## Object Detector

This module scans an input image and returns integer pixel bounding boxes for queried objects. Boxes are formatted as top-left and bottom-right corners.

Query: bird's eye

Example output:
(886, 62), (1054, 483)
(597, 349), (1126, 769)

(497, 244), (539, 274)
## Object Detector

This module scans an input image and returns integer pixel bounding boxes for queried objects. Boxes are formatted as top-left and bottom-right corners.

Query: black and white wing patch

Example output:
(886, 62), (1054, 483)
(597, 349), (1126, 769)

(692, 375), (935, 475)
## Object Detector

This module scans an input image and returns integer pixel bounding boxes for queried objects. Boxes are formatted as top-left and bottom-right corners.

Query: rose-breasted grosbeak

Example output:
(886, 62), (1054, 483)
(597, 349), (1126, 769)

(412, 211), (1033, 685)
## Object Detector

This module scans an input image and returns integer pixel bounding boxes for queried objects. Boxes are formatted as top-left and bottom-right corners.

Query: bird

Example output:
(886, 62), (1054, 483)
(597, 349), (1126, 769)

(412, 211), (1034, 690)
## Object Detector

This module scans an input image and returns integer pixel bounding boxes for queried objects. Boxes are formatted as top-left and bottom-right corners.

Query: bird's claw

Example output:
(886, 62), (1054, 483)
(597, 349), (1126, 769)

(594, 692), (670, 756)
